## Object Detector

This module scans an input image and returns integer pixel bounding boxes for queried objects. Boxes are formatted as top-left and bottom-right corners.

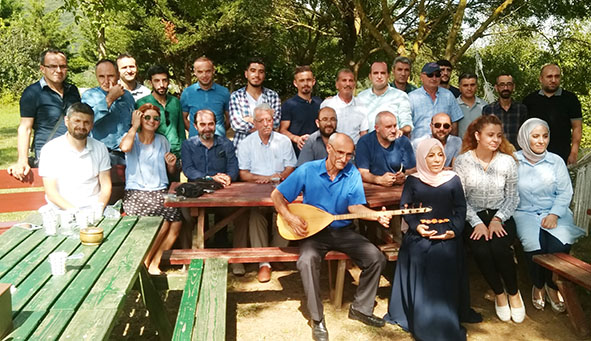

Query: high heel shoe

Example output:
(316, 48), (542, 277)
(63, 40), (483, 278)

(545, 284), (566, 313)
(531, 286), (545, 310)
(510, 291), (526, 323)
(495, 294), (511, 322)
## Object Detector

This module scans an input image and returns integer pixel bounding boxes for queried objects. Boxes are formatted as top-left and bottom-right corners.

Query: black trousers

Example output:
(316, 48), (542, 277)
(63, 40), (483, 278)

(297, 226), (386, 322)
(466, 209), (518, 295)
(524, 229), (571, 290)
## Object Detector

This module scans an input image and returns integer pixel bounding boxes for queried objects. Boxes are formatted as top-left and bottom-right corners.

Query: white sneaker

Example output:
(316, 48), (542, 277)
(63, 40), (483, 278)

(495, 295), (511, 322)
(231, 263), (245, 276)
(510, 291), (526, 323)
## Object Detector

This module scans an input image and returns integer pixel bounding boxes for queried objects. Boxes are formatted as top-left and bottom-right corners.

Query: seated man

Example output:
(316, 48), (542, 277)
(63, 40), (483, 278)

(271, 133), (392, 341)
(237, 103), (297, 282)
(429, 112), (461, 168)
(356, 111), (415, 187)
(39, 102), (112, 211)
(296, 107), (337, 167)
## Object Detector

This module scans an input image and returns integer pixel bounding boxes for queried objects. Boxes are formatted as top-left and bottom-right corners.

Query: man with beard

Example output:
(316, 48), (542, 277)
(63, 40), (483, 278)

(230, 58), (281, 147)
(296, 107), (337, 166)
(436, 59), (460, 97)
(38, 102), (112, 211)
(356, 111), (415, 187)
(320, 68), (367, 143)
(482, 73), (527, 148)
(524, 64), (582, 164)
(429, 112), (461, 167)
(116, 54), (151, 101)
(181, 56), (230, 138)
(279, 65), (322, 156)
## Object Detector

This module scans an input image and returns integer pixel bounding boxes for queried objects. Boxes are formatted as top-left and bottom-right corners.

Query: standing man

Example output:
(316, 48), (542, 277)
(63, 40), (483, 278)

(82, 59), (135, 165)
(356, 61), (413, 135)
(279, 65), (322, 155)
(391, 56), (417, 93)
(238, 103), (296, 282)
(408, 62), (463, 146)
(229, 58), (281, 147)
(297, 107), (337, 166)
(482, 73), (527, 148)
(271, 133), (392, 341)
(437, 59), (461, 97)
(8, 49), (81, 181)
(136, 65), (186, 181)
(320, 69), (367, 143)
(430, 113), (462, 167)
(116, 54), (151, 101)
(181, 56), (230, 138)
(39, 102), (111, 211)
(456, 73), (487, 138)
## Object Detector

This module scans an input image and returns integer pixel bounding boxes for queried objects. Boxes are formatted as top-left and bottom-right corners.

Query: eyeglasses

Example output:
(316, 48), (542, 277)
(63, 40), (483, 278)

(43, 64), (68, 70)
(433, 122), (451, 129)
(143, 115), (160, 122)
(425, 71), (441, 78)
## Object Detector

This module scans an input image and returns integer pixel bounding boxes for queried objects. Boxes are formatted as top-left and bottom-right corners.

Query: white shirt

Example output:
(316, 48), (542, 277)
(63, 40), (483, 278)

(237, 131), (297, 176)
(130, 82), (151, 102)
(355, 85), (413, 133)
(321, 95), (368, 143)
(39, 134), (111, 209)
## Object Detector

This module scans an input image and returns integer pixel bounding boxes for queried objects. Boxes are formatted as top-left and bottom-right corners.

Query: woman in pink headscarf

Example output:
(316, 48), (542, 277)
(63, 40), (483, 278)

(384, 138), (470, 341)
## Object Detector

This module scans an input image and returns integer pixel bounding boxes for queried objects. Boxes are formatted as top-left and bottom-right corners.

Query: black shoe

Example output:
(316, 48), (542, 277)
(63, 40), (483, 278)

(460, 308), (483, 323)
(348, 306), (385, 327)
(312, 319), (328, 341)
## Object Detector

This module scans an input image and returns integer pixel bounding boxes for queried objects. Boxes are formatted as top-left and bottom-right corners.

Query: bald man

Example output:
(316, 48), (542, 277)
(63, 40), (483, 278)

(429, 112), (462, 167)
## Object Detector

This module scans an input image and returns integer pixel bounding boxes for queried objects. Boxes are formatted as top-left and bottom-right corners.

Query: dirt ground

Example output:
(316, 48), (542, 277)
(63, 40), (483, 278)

(109, 251), (591, 341)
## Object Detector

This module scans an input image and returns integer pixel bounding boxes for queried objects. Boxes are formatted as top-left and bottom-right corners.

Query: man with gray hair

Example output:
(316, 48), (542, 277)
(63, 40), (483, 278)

(237, 103), (297, 282)
(391, 56), (417, 93)
(38, 102), (112, 211)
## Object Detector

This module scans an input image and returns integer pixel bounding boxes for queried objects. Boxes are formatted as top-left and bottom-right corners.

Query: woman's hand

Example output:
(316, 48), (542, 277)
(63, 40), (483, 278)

(541, 214), (558, 229)
(164, 152), (177, 167)
(131, 110), (143, 129)
(488, 218), (507, 239)
(470, 223), (489, 241)
(430, 230), (456, 240)
(417, 224), (437, 238)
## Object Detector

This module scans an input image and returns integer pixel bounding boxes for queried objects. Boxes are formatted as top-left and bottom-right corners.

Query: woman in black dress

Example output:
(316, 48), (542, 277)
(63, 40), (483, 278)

(384, 138), (467, 341)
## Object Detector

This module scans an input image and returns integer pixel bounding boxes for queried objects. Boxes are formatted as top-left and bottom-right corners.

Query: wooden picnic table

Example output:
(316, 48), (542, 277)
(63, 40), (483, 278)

(0, 215), (172, 340)
(165, 181), (402, 248)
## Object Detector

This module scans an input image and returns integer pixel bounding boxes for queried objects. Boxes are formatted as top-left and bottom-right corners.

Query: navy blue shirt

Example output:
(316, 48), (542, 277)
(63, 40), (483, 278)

(281, 95), (321, 153)
(20, 78), (81, 157)
(277, 159), (366, 228)
(181, 135), (238, 181)
(355, 131), (416, 175)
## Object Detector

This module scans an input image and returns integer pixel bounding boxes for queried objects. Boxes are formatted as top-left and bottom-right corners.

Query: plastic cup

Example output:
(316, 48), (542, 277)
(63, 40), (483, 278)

(92, 204), (104, 224)
(75, 209), (88, 229)
(49, 251), (68, 276)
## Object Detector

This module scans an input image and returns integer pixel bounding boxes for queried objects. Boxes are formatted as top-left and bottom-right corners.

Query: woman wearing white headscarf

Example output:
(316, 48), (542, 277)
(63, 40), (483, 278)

(514, 118), (585, 313)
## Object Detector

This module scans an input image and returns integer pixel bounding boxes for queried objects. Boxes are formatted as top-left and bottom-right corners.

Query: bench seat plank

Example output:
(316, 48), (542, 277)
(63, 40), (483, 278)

(172, 259), (204, 341)
(533, 253), (591, 290)
(193, 258), (228, 341)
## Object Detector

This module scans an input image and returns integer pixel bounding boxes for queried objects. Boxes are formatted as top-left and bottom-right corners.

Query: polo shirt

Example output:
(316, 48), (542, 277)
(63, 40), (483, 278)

(408, 86), (463, 142)
(355, 131), (416, 175)
(277, 159), (366, 229)
(523, 88), (582, 163)
(82, 87), (135, 151)
(180, 82), (230, 138)
(281, 95), (321, 150)
(136, 94), (186, 156)
(237, 131), (296, 176)
(38, 134), (110, 209)
(456, 96), (487, 138)
(482, 100), (527, 148)
(296, 130), (328, 167)
(20, 77), (81, 157)
(181, 135), (238, 181)
(320, 95), (367, 143)
(390, 82), (418, 94)
(356, 85), (413, 132)
(129, 82), (151, 102)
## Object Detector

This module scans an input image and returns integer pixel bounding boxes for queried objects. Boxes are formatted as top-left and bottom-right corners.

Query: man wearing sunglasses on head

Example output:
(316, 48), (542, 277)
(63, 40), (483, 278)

(408, 62), (463, 146)
(430, 112), (461, 168)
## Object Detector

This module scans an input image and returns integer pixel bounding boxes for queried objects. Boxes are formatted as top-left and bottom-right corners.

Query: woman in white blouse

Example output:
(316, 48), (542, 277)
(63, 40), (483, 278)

(453, 115), (524, 323)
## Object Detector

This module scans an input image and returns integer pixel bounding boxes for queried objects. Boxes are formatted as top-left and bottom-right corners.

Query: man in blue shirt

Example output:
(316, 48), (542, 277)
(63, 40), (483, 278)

(271, 133), (392, 340)
(82, 59), (135, 165)
(8, 49), (81, 181)
(181, 56), (230, 138)
(356, 111), (415, 187)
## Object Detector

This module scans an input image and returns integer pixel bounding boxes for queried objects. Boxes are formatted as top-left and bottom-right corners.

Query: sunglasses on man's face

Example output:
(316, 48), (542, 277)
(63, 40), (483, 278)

(433, 122), (451, 129)
(143, 115), (160, 122)
(425, 71), (441, 78)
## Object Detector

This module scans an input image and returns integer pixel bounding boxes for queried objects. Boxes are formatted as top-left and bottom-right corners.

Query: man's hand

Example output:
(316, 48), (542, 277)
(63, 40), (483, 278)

(376, 206), (393, 228)
(567, 151), (578, 166)
(212, 173), (231, 187)
(7, 161), (31, 182)
(106, 81), (125, 107)
(470, 223), (489, 241)
(430, 230), (455, 240)
(541, 214), (558, 229)
(296, 134), (310, 150)
(284, 212), (308, 237)
(377, 172), (396, 186)
(394, 171), (406, 185)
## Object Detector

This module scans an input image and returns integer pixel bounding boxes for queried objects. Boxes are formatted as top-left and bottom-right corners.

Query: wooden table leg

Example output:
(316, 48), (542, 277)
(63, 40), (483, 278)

(138, 266), (173, 341)
(193, 208), (206, 249)
(554, 273), (591, 337)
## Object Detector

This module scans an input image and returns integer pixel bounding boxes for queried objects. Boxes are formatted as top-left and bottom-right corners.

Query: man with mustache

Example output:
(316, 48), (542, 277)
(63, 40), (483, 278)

(279, 65), (322, 156)
(38, 102), (112, 211)
(429, 112), (461, 168)
(482, 73), (527, 149)
(296, 107), (338, 166)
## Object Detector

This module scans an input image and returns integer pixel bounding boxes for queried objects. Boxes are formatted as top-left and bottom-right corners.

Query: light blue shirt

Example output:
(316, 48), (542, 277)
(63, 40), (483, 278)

(125, 134), (170, 191)
(409, 86), (463, 142)
(443, 135), (462, 167)
(456, 96), (487, 138)
(355, 86), (413, 132)
(237, 131), (297, 176)
(82, 87), (135, 151)
(514, 151), (584, 251)
(180, 82), (230, 137)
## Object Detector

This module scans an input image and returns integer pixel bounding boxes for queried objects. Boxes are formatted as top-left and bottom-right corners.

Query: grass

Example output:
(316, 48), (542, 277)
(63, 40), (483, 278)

(0, 101), (20, 168)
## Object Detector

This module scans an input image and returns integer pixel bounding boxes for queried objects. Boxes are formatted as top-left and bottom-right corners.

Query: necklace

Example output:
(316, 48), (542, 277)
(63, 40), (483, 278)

(473, 150), (495, 171)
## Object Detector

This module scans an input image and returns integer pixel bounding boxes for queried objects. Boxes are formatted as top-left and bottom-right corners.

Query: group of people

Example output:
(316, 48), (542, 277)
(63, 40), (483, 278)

(6, 48), (586, 340)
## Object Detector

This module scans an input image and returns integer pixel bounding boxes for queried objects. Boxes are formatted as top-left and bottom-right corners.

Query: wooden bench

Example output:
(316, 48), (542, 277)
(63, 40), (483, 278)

(533, 253), (591, 337)
(172, 258), (228, 341)
(163, 243), (399, 310)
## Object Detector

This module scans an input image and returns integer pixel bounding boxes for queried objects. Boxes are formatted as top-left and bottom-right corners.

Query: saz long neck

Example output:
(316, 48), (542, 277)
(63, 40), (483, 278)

(333, 208), (430, 221)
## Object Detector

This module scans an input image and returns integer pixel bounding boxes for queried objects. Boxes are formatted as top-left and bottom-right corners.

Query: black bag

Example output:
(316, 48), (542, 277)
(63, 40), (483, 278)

(175, 178), (223, 198)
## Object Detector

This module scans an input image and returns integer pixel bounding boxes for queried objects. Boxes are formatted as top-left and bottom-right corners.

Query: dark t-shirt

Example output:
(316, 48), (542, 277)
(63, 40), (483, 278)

(355, 131), (416, 175)
(448, 85), (461, 98)
(20, 79), (81, 157)
(523, 89), (582, 163)
(281, 95), (321, 154)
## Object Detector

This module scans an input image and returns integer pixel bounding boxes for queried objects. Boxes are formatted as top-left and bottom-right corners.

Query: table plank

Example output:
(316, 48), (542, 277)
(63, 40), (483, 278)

(0, 227), (36, 260)
(172, 259), (204, 341)
(0, 231), (47, 279)
(193, 258), (228, 341)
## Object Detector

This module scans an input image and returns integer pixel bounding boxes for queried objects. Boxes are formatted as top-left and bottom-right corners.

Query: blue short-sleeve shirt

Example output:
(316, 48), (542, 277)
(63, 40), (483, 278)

(180, 83), (230, 138)
(277, 159), (366, 228)
(355, 131), (416, 174)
